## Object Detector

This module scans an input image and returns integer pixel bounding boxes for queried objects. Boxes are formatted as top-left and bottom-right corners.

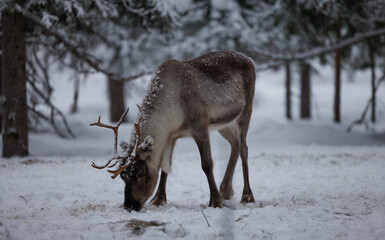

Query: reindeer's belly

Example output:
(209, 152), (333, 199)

(178, 65), (246, 132)
(207, 104), (243, 131)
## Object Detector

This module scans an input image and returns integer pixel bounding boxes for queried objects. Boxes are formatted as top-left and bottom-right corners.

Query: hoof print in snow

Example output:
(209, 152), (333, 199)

(21, 159), (51, 165)
(163, 224), (189, 238)
(257, 201), (279, 208)
(68, 204), (106, 217)
(125, 219), (166, 236)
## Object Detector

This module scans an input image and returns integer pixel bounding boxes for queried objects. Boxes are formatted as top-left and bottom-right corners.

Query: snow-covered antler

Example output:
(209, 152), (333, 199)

(90, 107), (129, 155)
(89, 107), (130, 179)
(90, 106), (144, 179)
(134, 105), (143, 156)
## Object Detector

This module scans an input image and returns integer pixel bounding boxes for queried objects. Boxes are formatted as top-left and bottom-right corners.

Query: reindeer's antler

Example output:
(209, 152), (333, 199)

(91, 155), (129, 179)
(90, 106), (144, 179)
(90, 107), (129, 155)
(134, 105), (143, 156)
(106, 161), (131, 179)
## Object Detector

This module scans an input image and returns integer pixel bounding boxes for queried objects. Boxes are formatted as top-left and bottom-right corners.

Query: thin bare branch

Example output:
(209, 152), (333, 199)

(113, 71), (154, 82)
(27, 106), (67, 138)
(27, 78), (76, 138)
(347, 73), (385, 132)
(32, 50), (52, 97)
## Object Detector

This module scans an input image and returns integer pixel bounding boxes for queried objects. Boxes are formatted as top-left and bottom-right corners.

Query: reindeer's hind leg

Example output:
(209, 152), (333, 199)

(150, 171), (168, 206)
(219, 126), (240, 200)
(239, 109), (255, 204)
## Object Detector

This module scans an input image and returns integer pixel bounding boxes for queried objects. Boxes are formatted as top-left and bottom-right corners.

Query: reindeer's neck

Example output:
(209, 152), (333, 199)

(131, 68), (183, 172)
(139, 114), (170, 171)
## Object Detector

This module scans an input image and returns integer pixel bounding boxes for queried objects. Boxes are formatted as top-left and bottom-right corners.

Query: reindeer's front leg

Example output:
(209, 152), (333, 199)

(193, 128), (224, 208)
(150, 140), (176, 206)
(150, 171), (168, 206)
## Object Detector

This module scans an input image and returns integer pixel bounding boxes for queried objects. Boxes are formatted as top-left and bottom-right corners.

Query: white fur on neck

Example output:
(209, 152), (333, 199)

(136, 67), (184, 173)
(140, 105), (182, 173)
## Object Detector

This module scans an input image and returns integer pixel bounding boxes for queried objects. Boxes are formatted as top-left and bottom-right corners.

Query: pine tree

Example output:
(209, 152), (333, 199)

(2, 11), (28, 157)
(0, 0), (179, 155)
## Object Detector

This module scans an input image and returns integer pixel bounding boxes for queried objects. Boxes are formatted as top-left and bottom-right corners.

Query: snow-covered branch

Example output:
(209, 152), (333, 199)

(252, 27), (385, 63)
(17, 7), (149, 82)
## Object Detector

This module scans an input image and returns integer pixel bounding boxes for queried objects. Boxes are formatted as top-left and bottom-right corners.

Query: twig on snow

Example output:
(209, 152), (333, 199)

(235, 209), (252, 222)
(19, 195), (28, 205)
(201, 210), (211, 227)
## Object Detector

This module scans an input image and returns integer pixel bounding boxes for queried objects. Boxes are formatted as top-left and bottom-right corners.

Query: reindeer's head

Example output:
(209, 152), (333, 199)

(120, 136), (158, 211)
(90, 107), (158, 212)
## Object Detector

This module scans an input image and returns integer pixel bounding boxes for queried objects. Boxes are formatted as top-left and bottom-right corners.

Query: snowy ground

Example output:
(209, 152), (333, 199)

(1, 65), (385, 239)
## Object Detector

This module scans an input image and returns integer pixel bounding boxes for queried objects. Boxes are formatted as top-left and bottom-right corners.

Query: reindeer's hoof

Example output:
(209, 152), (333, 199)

(241, 192), (255, 204)
(150, 194), (167, 207)
(220, 185), (234, 200)
(209, 194), (224, 208)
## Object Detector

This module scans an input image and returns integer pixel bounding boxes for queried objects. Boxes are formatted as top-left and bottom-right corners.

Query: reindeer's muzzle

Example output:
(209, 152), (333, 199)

(124, 186), (142, 212)
(124, 199), (141, 212)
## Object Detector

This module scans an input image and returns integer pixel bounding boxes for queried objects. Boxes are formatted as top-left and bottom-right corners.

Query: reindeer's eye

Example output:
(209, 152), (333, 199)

(137, 172), (144, 179)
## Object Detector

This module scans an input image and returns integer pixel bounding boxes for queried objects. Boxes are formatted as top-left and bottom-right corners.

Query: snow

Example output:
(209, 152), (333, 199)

(1, 65), (385, 239)
(41, 11), (58, 28)
(142, 70), (164, 125)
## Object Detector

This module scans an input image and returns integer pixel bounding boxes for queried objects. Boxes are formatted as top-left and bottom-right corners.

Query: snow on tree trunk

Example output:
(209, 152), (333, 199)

(334, 49), (341, 123)
(2, 11), (28, 157)
(285, 63), (292, 120)
(300, 62), (311, 119)
(108, 78), (126, 122)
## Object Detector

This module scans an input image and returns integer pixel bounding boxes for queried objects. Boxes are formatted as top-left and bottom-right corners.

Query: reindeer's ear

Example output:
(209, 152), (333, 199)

(120, 141), (129, 151)
(139, 136), (153, 153)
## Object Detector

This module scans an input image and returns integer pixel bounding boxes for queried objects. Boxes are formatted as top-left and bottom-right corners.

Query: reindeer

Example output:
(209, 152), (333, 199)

(91, 51), (256, 211)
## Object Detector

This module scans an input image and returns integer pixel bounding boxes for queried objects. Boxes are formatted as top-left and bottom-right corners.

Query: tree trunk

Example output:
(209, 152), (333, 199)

(285, 63), (292, 120)
(0, 37), (3, 134)
(108, 78), (126, 122)
(300, 62), (311, 119)
(2, 11), (28, 157)
(370, 49), (376, 123)
(204, 0), (212, 20)
(70, 72), (80, 114)
(334, 49), (341, 123)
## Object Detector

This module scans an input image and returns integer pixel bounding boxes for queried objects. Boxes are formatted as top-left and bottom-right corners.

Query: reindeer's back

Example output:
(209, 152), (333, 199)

(145, 51), (255, 133)
(178, 51), (256, 127)
(185, 51), (255, 103)
(185, 51), (255, 85)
